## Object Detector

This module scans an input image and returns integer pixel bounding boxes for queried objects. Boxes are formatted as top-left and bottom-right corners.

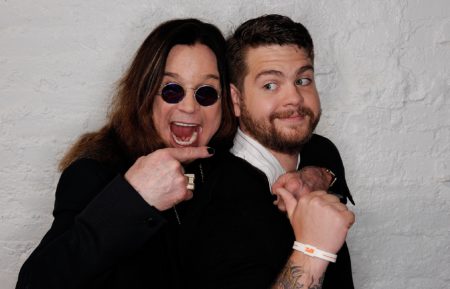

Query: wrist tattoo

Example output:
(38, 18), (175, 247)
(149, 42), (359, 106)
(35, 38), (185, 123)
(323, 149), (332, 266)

(274, 260), (325, 289)
(308, 275), (325, 289)
(275, 260), (305, 289)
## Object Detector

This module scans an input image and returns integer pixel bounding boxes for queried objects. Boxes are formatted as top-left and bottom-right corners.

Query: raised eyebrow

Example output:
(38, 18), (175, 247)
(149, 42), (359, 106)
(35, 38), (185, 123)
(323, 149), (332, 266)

(255, 66), (314, 81)
(255, 70), (284, 80)
(297, 65), (314, 75)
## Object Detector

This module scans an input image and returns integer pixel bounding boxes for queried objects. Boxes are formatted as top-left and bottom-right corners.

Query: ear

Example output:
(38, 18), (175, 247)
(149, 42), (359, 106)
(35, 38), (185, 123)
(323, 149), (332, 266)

(230, 84), (241, 117)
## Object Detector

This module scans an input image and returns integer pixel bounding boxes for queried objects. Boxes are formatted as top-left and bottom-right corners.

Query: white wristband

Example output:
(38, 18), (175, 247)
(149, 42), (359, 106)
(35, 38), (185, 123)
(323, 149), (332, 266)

(292, 241), (337, 263)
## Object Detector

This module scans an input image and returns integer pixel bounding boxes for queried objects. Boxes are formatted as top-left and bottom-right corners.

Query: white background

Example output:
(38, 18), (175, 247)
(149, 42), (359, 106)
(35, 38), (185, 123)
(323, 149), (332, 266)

(1, 0), (449, 288)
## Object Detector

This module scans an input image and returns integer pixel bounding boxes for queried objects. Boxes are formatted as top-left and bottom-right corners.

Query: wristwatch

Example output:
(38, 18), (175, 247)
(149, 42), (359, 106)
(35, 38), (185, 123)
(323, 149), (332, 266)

(323, 168), (337, 188)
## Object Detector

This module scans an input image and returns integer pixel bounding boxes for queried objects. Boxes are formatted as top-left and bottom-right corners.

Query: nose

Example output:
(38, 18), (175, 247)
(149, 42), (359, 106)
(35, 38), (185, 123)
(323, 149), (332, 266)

(283, 84), (304, 107)
(177, 88), (199, 114)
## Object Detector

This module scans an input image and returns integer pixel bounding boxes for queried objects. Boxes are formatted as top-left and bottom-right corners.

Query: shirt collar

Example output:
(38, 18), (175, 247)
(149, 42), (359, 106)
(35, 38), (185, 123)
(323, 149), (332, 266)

(230, 128), (300, 191)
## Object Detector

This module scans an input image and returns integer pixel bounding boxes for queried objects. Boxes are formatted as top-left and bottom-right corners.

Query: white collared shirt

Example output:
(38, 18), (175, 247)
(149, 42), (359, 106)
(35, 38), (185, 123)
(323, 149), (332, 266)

(230, 128), (300, 191)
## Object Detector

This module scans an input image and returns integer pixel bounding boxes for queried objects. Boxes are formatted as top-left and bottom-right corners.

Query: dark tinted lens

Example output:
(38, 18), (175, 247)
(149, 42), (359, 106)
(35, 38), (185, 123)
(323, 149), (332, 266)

(161, 83), (184, 103)
(195, 86), (219, 106)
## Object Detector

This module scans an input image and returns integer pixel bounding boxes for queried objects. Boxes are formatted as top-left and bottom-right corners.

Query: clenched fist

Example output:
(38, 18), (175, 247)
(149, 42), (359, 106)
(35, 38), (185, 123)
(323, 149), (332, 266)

(275, 189), (355, 255)
(124, 146), (213, 211)
(272, 166), (334, 212)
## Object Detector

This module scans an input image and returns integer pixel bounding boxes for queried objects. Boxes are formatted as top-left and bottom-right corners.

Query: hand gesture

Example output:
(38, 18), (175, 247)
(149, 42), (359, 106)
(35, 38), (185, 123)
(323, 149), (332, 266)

(275, 189), (355, 254)
(272, 166), (333, 212)
(124, 146), (213, 210)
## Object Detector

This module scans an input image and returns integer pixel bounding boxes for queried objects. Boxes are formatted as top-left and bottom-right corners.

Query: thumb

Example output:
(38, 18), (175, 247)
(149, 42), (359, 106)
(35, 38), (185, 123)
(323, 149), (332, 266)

(275, 187), (297, 219)
(165, 146), (214, 163)
(271, 174), (286, 193)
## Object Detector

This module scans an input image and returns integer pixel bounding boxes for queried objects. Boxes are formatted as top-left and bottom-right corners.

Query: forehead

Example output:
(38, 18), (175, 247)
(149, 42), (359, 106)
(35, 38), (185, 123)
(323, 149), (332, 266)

(164, 44), (220, 81)
(244, 44), (312, 76)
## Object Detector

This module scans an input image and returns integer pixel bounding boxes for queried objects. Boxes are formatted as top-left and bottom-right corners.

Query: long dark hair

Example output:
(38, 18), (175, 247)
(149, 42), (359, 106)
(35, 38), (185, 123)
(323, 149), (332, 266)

(59, 18), (237, 170)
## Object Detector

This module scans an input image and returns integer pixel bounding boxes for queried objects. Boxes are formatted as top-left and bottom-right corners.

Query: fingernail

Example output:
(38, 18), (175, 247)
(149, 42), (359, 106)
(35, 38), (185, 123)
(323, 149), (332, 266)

(207, 147), (215, 155)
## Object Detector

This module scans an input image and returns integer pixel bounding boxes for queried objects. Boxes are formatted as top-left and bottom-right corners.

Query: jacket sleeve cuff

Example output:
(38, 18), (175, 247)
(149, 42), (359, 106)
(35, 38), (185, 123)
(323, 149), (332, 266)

(77, 174), (166, 244)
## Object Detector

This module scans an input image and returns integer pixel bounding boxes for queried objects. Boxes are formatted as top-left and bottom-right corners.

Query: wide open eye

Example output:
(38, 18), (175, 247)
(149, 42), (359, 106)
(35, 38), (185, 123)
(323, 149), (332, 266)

(295, 78), (312, 86)
(263, 82), (278, 91)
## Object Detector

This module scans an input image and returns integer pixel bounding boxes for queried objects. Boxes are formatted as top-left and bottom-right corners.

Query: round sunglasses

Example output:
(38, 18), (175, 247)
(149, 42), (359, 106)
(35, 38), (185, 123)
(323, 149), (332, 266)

(160, 83), (220, 107)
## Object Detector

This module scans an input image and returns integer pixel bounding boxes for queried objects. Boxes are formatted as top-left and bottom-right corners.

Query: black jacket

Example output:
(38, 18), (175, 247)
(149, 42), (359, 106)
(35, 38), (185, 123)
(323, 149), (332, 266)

(16, 134), (354, 289)
(178, 134), (354, 288)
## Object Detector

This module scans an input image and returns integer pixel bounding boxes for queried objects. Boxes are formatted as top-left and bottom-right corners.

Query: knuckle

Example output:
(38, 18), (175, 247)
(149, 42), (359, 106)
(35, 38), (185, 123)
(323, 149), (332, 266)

(166, 159), (181, 172)
(310, 195), (323, 207)
(337, 215), (350, 228)
(174, 174), (185, 185)
(310, 191), (322, 198)
(180, 189), (191, 201)
(329, 194), (340, 202)
(173, 190), (185, 203)
(340, 203), (349, 210)
(135, 156), (146, 167)
(348, 211), (356, 223)
(298, 194), (310, 206)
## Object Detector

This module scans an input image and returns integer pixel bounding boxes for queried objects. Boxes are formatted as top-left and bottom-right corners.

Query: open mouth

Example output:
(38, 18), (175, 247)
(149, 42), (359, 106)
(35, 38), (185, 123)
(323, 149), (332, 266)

(170, 122), (201, 146)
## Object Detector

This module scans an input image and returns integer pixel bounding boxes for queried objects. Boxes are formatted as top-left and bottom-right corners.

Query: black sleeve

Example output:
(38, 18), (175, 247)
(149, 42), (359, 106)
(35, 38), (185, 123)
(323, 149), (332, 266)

(300, 134), (355, 205)
(323, 242), (354, 289)
(16, 159), (166, 289)
(300, 135), (355, 288)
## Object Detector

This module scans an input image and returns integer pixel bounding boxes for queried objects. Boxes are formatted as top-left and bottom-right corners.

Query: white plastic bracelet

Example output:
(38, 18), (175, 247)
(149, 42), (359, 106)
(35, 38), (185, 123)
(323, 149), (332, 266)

(292, 241), (337, 263)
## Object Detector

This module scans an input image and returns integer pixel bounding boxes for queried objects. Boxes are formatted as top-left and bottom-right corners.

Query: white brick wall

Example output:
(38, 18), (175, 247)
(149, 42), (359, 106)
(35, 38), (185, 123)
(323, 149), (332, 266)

(1, 1), (449, 288)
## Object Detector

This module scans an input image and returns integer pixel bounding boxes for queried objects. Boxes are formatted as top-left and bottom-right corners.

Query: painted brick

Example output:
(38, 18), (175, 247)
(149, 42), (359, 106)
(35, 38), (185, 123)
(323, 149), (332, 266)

(1, 1), (449, 288)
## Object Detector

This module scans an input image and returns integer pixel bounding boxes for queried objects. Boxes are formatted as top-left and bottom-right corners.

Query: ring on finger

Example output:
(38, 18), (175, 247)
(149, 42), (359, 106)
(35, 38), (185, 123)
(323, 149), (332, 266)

(185, 174), (195, 190)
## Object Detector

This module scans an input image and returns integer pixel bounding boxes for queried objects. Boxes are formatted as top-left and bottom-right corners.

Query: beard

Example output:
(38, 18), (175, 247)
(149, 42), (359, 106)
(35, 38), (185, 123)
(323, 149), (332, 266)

(239, 101), (321, 154)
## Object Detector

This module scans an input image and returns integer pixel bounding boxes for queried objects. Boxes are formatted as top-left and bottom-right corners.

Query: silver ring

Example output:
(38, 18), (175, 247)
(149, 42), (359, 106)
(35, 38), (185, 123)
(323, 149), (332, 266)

(185, 174), (195, 190)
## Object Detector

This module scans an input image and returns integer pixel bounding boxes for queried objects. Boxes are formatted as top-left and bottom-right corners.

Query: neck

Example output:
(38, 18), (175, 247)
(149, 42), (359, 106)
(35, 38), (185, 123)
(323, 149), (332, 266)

(268, 149), (298, 172)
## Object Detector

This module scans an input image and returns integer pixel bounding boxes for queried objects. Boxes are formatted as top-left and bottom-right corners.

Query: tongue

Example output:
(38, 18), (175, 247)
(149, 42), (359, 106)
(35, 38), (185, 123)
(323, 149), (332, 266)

(170, 123), (197, 138)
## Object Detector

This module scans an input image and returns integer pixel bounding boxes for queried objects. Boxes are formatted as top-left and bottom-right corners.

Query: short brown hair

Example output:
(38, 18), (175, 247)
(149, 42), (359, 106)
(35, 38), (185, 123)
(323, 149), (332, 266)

(227, 14), (314, 89)
(59, 19), (237, 170)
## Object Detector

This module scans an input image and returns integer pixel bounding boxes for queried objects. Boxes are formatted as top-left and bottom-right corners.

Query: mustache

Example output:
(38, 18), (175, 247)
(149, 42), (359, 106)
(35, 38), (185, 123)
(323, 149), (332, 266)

(269, 106), (315, 121)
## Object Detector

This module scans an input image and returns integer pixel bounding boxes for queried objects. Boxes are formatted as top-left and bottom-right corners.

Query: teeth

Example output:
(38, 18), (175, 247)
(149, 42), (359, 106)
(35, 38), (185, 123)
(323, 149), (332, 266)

(172, 131), (198, 146)
(173, 122), (197, 127)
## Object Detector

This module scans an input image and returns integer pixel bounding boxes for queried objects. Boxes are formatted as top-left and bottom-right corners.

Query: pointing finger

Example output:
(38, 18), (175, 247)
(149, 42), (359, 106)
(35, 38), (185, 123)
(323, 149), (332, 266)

(165, 146), (214, 163)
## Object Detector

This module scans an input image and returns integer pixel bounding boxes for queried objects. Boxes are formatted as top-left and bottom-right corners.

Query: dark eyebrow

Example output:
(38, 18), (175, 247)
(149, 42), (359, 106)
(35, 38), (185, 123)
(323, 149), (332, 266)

(297, 65), (314, 74)
(255, 70), (284, 80)
(255, 65), (315, 81)
(164, 72), (220, 81)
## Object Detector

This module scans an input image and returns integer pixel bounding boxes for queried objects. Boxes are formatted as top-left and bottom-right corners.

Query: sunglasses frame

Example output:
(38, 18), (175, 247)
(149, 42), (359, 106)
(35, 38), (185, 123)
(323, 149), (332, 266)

(160, 82), (220, 107)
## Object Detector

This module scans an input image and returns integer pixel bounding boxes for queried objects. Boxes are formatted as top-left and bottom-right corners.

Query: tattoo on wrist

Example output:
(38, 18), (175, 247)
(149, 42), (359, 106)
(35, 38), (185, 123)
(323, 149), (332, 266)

(274, 260), (325, 289)
(275, 260), (305, 289)
(308, 275), (325, 289)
